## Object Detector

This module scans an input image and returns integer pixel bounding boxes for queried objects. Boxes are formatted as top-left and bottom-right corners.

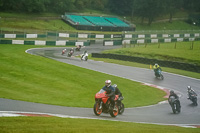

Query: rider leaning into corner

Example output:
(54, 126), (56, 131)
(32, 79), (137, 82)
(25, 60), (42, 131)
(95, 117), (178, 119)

(102, 80), (116, 110)
(153, 63), (162, 76)
(168, 90), (181, 107)
(187, 86), (197, 99)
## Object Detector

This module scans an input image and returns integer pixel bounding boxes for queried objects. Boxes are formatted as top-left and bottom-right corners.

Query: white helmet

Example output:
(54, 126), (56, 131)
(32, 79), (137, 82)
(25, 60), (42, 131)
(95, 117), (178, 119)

(187, 86), (191, 90)
(113, 84), (117, 88)
(105, 80), (111, 87)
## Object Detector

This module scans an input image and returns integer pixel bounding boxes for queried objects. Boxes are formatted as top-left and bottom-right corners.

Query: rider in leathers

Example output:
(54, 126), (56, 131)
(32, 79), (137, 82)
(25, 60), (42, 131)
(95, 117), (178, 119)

(187, 86), (197, 100)
(153, 63), (162, 77)
(102, 80), (116, 109)
(168, 90), (181, 107)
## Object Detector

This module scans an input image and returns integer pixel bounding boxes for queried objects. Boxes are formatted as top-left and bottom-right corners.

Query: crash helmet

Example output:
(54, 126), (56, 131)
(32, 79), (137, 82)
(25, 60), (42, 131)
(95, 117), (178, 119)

(187, 86), (191, 90)
(155, 63), (158, 67)
(112, 84), (117, 88)
(170, 90), (174, 95)
(84, 51), (87, 54)
(105, 80), (112, 87)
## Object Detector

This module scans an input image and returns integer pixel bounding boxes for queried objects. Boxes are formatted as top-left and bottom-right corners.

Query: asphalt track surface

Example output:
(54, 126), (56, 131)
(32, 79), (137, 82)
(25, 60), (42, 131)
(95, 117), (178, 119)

(0, 44), (200, 127)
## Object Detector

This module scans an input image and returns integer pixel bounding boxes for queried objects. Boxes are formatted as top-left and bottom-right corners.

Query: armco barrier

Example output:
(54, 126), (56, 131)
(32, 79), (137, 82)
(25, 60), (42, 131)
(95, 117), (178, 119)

(0, 39), (90, 46)
(91, 53), (200, 73)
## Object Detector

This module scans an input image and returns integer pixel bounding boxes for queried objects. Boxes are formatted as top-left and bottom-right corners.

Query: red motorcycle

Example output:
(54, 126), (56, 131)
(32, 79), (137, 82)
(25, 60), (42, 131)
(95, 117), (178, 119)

(93, 89), (119, 117)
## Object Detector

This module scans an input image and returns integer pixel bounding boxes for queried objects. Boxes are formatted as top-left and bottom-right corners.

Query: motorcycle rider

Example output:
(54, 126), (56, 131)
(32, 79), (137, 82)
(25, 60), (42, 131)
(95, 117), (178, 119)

(113, 84), (123, 106)
(102, 80), (116, 110)
(187, 86), (197, 100)
(68, 48), (74, 56)
(81, 51), (88, 60)
(168, 90), (181, 107)
(76, 45), (81, 51)
(153, 63), (162, 76)
(62, 49), (67, 55)
(153, 63), (162, 74)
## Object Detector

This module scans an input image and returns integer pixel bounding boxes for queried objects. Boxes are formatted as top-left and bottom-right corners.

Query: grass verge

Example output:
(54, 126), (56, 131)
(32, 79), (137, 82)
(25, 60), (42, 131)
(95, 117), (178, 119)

(0, 44), (166, 108)
(0, 117), (199, 133)
(91, 41), (200, 79)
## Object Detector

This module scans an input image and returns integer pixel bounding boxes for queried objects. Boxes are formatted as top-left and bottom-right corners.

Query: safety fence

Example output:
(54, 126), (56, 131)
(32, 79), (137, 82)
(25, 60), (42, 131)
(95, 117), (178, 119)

(0, 39), (90, 46)
(0, 32), (200, 39)
(91, 53), (200, 73)
(1, 30), (200, 45)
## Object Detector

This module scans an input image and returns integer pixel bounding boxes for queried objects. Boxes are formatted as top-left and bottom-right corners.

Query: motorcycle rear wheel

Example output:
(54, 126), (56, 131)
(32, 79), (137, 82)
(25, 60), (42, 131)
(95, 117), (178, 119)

(93, 102), (102, 116)
(118, 103), (124, 114)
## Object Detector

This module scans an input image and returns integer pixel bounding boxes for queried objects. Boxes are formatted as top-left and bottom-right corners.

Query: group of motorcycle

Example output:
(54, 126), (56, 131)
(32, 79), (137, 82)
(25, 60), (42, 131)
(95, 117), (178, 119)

(168, 89), (198, 114)
(61, 45), (88, 61)
(93, 85), (124, 117)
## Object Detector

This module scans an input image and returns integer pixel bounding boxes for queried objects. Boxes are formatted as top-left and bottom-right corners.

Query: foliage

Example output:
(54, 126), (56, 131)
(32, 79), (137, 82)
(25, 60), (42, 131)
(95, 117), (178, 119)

(0, 0), (200, 25)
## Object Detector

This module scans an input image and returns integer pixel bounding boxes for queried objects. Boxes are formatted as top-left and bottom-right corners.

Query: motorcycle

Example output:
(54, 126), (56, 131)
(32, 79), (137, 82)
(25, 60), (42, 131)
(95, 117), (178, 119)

(155, 69), (164, 80)
(112, 85), (125, 114)
(168, 96), (181, 114)
(68, 50), (74, 57)
(81, 53), (88, 61)
(93, 89), (119, 117)
(75, 45), (81, 51)
(61, 49), (66, 55)
(117, 96), (124, 114)
(188, 94), (198, 106)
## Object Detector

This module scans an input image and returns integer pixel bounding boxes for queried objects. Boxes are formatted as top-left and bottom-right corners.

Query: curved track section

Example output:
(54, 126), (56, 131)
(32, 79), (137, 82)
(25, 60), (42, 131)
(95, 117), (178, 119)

(0, 45), (200, 127)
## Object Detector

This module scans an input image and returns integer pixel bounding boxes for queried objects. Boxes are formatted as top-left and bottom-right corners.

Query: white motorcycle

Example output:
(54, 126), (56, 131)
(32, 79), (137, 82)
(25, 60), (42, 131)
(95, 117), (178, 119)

(81, 52), (88, 61)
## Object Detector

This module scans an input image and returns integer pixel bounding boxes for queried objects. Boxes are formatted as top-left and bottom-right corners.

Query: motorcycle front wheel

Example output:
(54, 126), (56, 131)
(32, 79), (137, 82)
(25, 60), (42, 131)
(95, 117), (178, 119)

(160, 74), (164, 80)
(110, 104), (118, 117)
(93, 102), (102, 116)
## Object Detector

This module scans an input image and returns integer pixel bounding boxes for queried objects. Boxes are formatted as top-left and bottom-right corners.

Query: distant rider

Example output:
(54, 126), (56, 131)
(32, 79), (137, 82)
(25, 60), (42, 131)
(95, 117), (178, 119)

(62, 49), (67, 55)
(153, 63), (162, 76)
(76, 45), (81, 51)
(187, 86), (197, 99)
(168, 90), (181, 107)
(102, 80), (116, 110)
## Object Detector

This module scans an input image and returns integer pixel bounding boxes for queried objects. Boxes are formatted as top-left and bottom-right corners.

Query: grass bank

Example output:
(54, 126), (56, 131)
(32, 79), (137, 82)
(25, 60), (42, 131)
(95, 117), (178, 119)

(91, 41), (200, 79)
(0, 44), (166, 108)
(0, 117), (199, 133)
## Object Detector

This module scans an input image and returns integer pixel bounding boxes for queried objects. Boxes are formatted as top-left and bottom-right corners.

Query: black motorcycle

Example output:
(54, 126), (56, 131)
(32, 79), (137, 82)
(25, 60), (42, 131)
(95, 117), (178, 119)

(168, 96), (181, 114)
(188, 94), (198, 106)
(75, 45), (81, 51)
(117, 96), (124, 114)
(68, 50), (74, 57)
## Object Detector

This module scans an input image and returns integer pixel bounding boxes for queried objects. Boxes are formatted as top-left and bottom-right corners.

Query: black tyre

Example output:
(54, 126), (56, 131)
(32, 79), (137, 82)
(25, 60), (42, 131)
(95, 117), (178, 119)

(93, 102), (102, 116)
(110, 104), (118, 117)
(118, 103), (124, 114)
(172, 104), (176, 114)
(160, 74), (164, 80)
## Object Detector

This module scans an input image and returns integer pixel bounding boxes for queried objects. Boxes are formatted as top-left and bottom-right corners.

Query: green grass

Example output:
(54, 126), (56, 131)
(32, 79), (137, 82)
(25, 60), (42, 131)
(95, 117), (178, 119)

(89, 41), (200, 79)
(103, 42), (200, 65)
(0, 44), (166, 108)
(135, 20), (200, 31)
(1, 12), (200, 33)
(0, 117), (199, 133)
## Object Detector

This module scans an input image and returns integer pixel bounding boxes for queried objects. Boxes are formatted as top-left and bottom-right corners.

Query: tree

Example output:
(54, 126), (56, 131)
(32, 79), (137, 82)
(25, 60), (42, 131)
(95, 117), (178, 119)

(164, 0), (183, 23)
(108, 0), (134, 15)
(133, 0), (165, 25)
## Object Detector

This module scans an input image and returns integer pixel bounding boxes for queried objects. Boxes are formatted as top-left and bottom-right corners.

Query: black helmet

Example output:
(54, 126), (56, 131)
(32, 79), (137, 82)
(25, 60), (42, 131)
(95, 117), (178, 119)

(170, 90), (174, 94)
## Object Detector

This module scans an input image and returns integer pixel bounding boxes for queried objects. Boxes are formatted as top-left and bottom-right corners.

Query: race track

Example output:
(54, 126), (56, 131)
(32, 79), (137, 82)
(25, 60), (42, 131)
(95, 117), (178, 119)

(0, 44), (199, 127)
